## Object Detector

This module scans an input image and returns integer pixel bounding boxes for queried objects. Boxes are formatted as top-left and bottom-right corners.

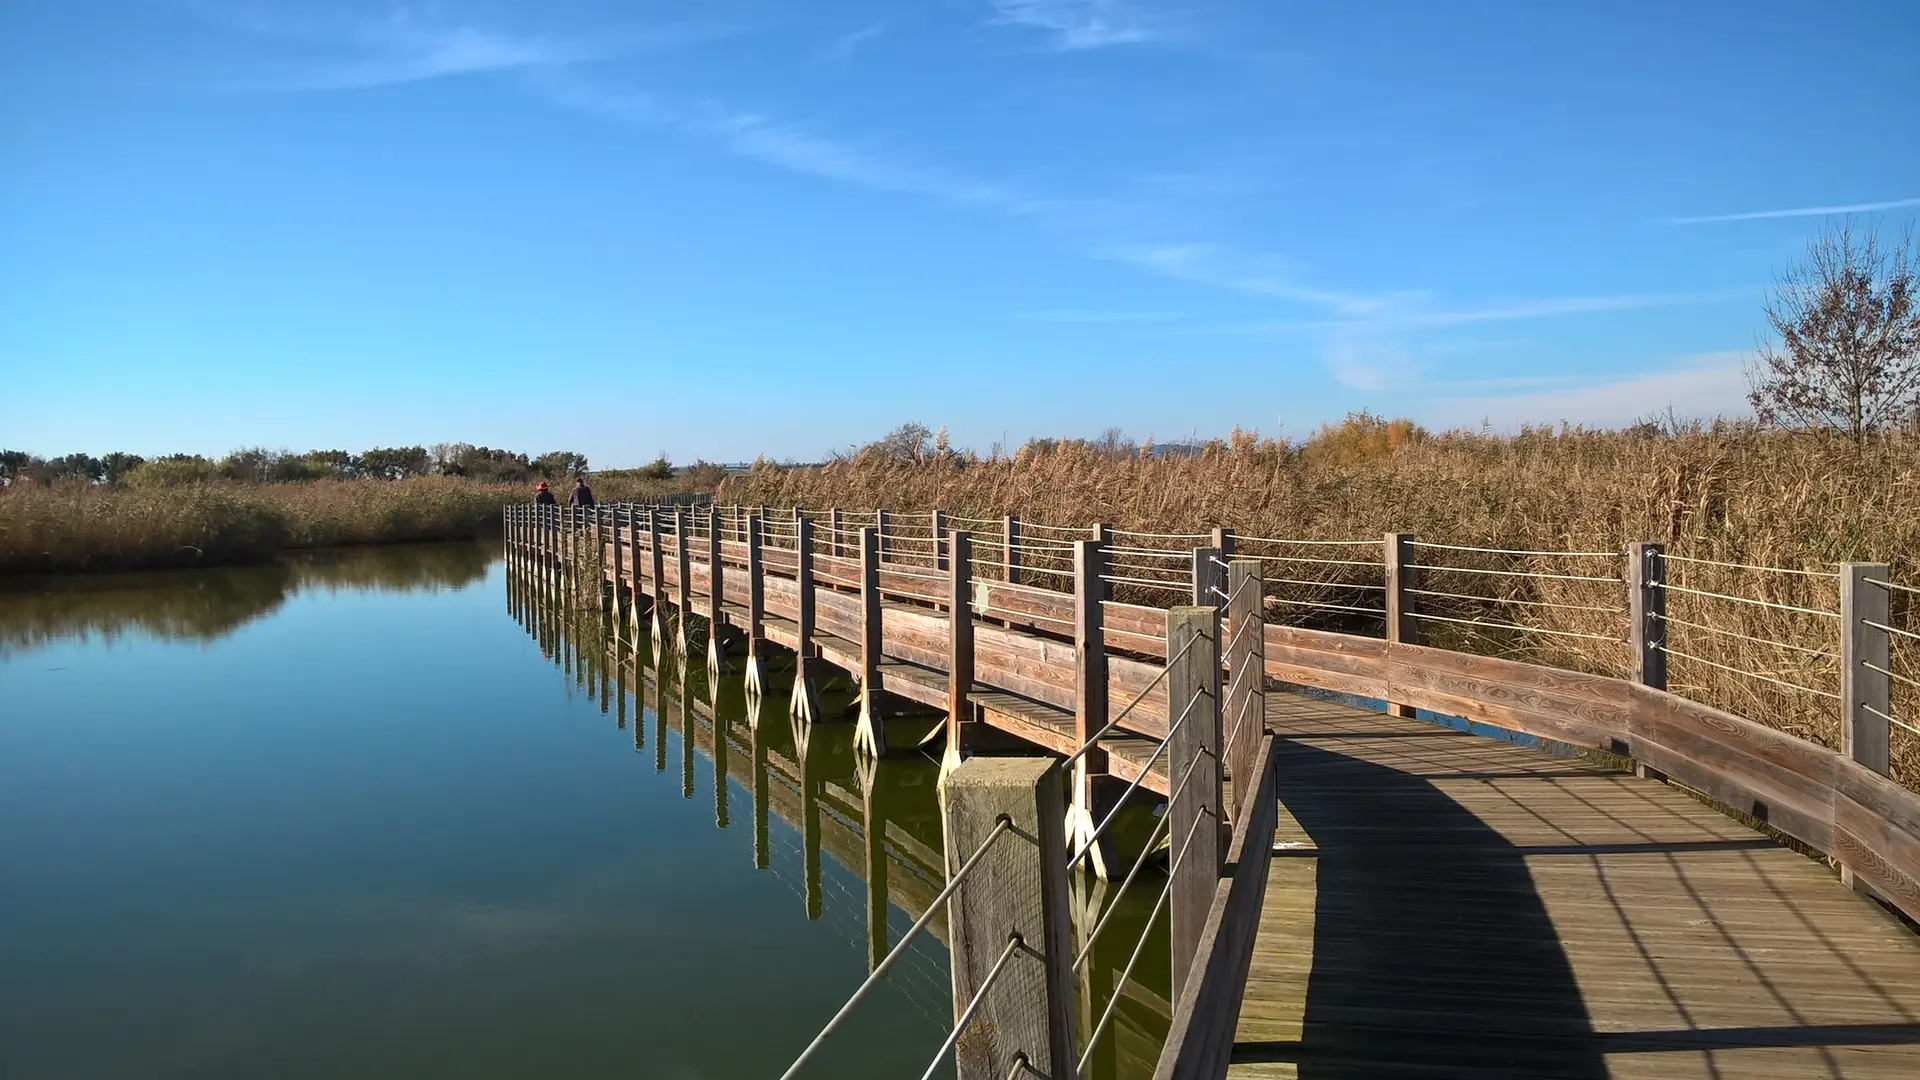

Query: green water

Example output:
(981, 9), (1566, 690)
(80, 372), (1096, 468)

(0, 542), (1170, 1079)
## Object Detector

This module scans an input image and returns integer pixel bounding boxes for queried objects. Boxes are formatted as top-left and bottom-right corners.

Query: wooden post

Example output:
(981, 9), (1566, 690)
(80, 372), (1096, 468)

(1212, 527), (1235, 564)
(674, 507), (692, 656)
(707, 505), (726, 676)
(628, 504), (646, 627)
(944, 530), (976, 774)
(648, 507), (666, 645)
(829, 507), (844, 558)
(790, 516), (822, 723)
(875, 509), (891, 560)
(1191, 545), (1224, 609)
(1004, 515), (1022, 586)
(857, 526), (887, 757)
(1629, 542), (1667, 691)
(745, 514), (766, 695)
(934, 509), (949, 570)
(1842, 564), (1892, 778)
(610, 505), (626, 627)
(1166, 605), (1223, 1001)
(1070, 538), (1113, 879)
(1384, 532), (1416, 718)
(942, 757), (1080, 1080)
(1225, 559), (1266, 827)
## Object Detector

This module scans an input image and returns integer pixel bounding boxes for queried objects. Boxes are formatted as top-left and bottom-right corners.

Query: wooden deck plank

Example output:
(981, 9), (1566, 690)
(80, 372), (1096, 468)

(1228, 693), (1920, 1079)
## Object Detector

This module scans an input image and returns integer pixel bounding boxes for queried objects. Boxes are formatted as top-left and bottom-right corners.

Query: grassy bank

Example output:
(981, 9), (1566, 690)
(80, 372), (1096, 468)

(720, 425), (1920, 787)
(0, 474), (705, 576)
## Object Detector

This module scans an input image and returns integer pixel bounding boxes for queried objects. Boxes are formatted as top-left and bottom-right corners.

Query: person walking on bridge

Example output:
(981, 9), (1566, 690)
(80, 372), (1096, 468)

(568, 475), (595, 509)
(533, 480), (556, 506)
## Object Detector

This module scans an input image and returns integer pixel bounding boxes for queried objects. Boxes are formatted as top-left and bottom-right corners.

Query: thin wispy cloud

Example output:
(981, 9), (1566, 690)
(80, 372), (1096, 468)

(820, 21), (887, 62)
(1668, 197), (1920, 224)
(1421, 352), (1751, 429)
(989, 0), (1182, 50)
(1106, 242), (1408, 315)
(1025, 309), (1179, 323)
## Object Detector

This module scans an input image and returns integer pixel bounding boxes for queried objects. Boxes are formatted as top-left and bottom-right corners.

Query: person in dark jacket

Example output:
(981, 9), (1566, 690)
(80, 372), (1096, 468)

(534, 480), (556, 506)
(569, 476), (595, 508)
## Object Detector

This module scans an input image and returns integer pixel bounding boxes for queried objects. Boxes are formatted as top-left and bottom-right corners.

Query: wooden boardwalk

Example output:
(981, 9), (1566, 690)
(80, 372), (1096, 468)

(1234, 694), (1920, 1079)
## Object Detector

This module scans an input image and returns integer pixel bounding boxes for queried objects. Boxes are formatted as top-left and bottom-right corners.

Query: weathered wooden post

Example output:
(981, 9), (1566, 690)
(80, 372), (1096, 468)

(649, 507), (667, 645)
(829, 507), (844, 558)
(1842, 564), (1893, 780)
(875, 509), (891, 560)
(745, 513), (767, 696)
(1212, 527), (1236, 564)
(934, 508), (949, 570)
(1191, 545), (1224, 609)
(1225, 558), (1266, 826)
(944, 530), (976, 774)
(675, 506), (692, 656)
(1384, 532), (1417, 718)
(857, 526), (887, 757)
(707, 505), (726, 677)
(942, 757), (1080, 1080)
(1004, 515), (1022, 586)
(1629, 542), (1668, 701)
(1070, 538), (1113, 879)
(790, 516), (822, 723)
(1166, 604), (1223, 1000)
(610, 505), (626, 628)
(628, 504), (646, 629)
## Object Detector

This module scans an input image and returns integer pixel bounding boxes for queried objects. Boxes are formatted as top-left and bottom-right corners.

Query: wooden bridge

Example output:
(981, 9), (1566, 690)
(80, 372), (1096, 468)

(506, 503), (1920, 1079)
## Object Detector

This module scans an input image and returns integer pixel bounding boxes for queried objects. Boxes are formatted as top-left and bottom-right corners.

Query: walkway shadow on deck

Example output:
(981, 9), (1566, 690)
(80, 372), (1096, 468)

(1235, 735), (1609, 1079)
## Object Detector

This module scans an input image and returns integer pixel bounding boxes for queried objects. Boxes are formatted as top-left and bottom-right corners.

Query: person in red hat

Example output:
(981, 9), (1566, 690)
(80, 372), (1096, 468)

(533, 479), (556, 506)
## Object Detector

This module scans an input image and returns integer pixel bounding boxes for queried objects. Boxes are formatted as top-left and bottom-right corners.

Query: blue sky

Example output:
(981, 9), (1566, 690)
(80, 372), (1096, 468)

(3, 1), (1916, 465)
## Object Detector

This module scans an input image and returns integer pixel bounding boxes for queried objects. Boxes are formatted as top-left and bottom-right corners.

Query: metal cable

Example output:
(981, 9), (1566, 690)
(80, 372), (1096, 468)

(1062, 635), (1203, 768)
(1655, 581), (1839, 618)
(1405, 610), (1623, 642)
(1237, 551), (1385, 569)
(1073, 744), (1213, 966)
(1863, 703), (1920, 738)
(1864, 661), (1920, 692)
(1410, 540), (1624, 558)
(1659, 612), (1837, 658)
(1405, 587), (1622, 614)
(1657, 643), (1840, 699)
(775, 817), (1014, 1080)
(1265, 596), (1386, 617)
(1865, 577), (1920, 598)
(1077, 811), (1206, 1076)
(916, 935), (1029, 1080)
(1863, 618), (1920, 645)
(1418, 563), (1621, 584)
(1109, 545), (1194, 558)
(1237, 535), (1380, 547)
(1069, 689), (1209, 867)
(1102, 575), (1193, 592)
(1114, 528), (1210, 540)
(1664, 553), (1836, 577)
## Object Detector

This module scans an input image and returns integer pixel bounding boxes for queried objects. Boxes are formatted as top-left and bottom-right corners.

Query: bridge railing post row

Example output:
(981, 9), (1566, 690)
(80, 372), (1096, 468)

(675, 506), (692, 656)
(945, 530), (976, 773)
(745, 513), (765, 695)
(856, 526), (887, 757)
(1384, 531), (1417, 717)
(1070, 538), (1114, 878)
(790, 515), (822, 723)
(941, 757), (1080, 1080)
(934, 509), (949, 571)
(1225, 559), (1266, 826)
(1167, 605), (1224, 1000)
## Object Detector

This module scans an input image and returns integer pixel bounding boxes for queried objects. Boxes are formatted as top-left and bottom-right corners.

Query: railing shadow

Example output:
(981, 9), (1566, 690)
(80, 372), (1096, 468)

(1238, 737), (1608, 1078)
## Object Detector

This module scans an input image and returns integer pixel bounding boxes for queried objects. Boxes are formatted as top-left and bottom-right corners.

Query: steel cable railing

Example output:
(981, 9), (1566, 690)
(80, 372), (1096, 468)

(913, 934), (1033, 1080)
(776, 816), (1015, 1080)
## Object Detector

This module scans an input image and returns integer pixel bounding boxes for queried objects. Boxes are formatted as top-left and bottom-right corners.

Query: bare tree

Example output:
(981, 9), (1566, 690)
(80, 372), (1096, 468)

(1747, 221), (1920, 443)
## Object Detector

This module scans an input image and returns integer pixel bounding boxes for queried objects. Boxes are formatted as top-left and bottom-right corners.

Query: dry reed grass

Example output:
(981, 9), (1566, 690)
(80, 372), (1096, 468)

(719, 427), (1920, 788)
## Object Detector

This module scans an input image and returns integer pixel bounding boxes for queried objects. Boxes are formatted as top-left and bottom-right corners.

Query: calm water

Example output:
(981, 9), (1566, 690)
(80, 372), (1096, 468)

(1, 543), (1168, 1080)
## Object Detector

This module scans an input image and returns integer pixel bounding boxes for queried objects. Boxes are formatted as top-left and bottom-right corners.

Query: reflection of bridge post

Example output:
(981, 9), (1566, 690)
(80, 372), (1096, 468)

(793, 710), (823, 920)
(631, 635), (645, 752)
(750, 693), (771, 870)
(677, 659), (695, 800)
(712, 674), (734, 830)
(614, 638), (627, 730)
(858, 754), (890, 972)
(1073, 873), (1116, 1080)
(650, 654), (667, 773)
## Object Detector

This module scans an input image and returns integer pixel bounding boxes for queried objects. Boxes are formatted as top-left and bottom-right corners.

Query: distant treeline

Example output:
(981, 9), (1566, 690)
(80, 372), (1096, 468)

(0, 444), (718, 488)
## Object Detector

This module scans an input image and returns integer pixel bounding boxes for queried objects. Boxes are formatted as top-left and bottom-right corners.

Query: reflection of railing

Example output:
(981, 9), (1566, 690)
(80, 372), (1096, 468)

(508, 500), (1920, 1079)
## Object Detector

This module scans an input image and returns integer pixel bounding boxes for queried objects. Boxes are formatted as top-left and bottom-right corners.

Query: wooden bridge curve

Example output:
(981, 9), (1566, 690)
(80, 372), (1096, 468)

(507, 504), (1920, 1079)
